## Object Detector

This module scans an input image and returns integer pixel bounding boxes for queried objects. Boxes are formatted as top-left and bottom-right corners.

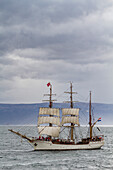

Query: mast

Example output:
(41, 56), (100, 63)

(70, 83), (73, 108)
(89, 91), (92, 140)
(89, 91), (101, 140)
(64, 82), (77, 141)
(49, 84), (52, 127)
(70, 83), (74, 140)
(49, 84), (52, 108)
(43, 83), (56, 127)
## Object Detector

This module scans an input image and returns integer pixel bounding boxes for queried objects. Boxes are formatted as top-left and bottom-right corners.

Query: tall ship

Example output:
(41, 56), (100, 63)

(9, 82), (104, 150)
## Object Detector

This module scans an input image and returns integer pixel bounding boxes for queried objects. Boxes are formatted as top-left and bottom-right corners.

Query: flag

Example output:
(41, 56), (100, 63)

(47, 82), (51, 87)
(97, 117), (101, 122)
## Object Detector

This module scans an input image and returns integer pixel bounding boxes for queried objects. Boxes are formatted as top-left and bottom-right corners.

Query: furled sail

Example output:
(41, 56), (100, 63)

(39, 108), (60, 116)
(62, 108), (79, 116)
(38, 126), (60, 137)
(38, 117), (60, 126)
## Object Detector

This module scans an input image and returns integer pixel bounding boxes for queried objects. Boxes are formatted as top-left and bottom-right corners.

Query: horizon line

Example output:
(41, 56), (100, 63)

(0, 101), (113, 105)
(1, 124), (113, 127)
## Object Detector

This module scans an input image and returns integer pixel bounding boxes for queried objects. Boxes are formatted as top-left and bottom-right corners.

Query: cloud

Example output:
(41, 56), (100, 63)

(0, 0), (113, 103)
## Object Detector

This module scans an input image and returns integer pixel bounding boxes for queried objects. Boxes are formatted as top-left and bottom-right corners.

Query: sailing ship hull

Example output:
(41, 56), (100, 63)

(29, 140), (104, 151)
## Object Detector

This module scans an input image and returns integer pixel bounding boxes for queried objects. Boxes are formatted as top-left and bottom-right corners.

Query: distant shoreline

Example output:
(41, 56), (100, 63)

(0, 125), (113, 127)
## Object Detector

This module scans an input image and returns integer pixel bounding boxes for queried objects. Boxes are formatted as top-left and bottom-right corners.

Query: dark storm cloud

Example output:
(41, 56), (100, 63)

(1, 0), (113, 62)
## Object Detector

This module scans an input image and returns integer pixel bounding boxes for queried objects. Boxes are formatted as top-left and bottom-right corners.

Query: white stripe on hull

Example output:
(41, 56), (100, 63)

(29, 140), (104, 151)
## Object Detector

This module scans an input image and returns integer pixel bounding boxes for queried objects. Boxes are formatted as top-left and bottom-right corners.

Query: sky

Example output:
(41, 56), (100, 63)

(0, 0), (113, 104)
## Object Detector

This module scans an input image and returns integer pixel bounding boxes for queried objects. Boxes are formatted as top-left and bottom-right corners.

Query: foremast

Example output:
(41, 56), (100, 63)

(43, 82), (56, 126)
(49, 83), (53, 128)
(37, 82), (60, 138)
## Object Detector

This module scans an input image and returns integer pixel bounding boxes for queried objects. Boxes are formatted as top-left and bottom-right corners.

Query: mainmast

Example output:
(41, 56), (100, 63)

(64, 82), (77, 140)
(89, 91), (92, 140)
(70, 83), (73, 108)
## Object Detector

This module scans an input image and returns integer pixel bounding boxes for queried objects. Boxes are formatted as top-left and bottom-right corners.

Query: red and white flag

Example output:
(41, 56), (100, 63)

(47, 82), (51, 87)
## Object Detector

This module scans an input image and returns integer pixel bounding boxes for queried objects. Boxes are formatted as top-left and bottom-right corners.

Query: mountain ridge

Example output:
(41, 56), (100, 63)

(0, 103), (113, 125)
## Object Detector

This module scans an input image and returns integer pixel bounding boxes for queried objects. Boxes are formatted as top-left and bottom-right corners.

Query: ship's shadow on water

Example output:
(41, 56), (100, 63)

(0, 126), (113, 170)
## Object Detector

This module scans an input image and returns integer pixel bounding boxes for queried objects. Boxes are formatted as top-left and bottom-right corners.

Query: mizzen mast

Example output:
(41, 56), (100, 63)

(89, 91), (92, 140)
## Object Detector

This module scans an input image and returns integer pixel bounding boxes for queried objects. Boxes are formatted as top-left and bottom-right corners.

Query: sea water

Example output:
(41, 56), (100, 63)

(0, 126), (113, 170)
